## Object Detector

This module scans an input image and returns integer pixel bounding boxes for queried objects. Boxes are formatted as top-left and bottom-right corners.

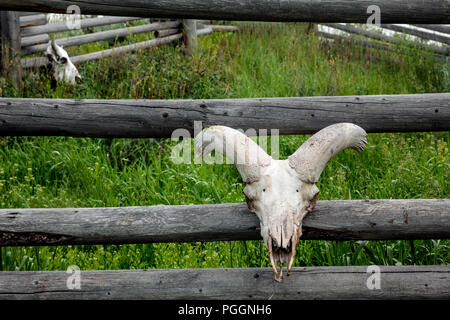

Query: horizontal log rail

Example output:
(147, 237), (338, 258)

(325, 23), (449, 56)
(20, 34), (49, 47)
(21, 27), (215, 67)
(21, 16), (140, 37)
(318, 31), (446, 62)
(1, 1), (449, 23)
(0, 199), (449, 246)
(19, 14), (46, 28)
(0, 93), (449, 138)
(414, 24), (450, 34)
(381, 24), (450, 45)
(22, 21), (181, 55)
(0, 266), (449, 299)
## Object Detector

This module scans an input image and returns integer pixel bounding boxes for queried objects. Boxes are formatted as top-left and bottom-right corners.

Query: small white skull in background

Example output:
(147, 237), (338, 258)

(195, 123), (367, 282)
(44, 39), (81, 85)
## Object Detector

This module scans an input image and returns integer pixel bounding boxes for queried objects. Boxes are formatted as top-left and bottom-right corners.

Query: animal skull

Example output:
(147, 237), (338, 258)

(195, 123), (367, 282)
(44, 39), (81, 85)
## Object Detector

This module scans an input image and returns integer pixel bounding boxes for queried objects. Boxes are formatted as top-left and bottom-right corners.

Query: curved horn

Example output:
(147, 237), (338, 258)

(195, 126), (272, 183)
(51, 37), (58, 52)
(288, 123), (367, 184)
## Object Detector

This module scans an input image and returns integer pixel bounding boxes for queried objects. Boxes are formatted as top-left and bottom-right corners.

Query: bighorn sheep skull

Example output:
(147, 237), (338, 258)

(44, 39), (81, 85)
(195, 123), (367, 282)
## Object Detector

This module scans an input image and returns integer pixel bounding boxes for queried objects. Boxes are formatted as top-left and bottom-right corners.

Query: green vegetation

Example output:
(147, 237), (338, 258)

(0, 23), (449, 271)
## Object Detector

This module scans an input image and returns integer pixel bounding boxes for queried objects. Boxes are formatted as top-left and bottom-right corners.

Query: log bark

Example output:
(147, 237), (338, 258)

(21, 16), (140, 37)
(0, 11), (22, 87)
(22, 21), (181, 55)
(0, 199), (449, 246)
(0, 93), (449, 138)
(325, 23), (449, 56)
(381, 24), (450, 45)
(0, 266), (448, 300)
(0, 1), (448, 23)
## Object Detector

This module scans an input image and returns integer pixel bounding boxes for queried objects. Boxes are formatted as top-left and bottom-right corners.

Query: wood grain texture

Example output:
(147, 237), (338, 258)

(0, 266), (448, 300)
(0, 93), (449, 138)
(0, 1), (449, 23)
(0, 199), (449, 246)
(21, 16), (140, 37)
(22, 21), (181, 55)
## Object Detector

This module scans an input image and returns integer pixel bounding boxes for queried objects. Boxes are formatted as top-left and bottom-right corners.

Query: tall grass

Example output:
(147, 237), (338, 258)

(0, 23), (448, 271)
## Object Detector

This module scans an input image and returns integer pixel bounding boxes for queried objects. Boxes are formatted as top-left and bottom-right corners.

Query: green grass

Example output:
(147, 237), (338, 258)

(0, 23), (449, 271)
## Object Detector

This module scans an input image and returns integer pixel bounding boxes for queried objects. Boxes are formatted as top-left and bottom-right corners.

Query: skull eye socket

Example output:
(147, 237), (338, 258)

(262, 189), (266, 192)
(296, 189), (299, 192)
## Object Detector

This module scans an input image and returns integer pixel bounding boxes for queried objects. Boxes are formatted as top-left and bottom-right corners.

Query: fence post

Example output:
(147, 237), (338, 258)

(182, 19), (197, 56)
(0, 11), (22, 87)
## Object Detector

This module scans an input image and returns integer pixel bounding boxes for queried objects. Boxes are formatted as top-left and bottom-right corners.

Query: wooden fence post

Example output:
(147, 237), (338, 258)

(182, 19), (197, 56)
(0, 11), (22, 87)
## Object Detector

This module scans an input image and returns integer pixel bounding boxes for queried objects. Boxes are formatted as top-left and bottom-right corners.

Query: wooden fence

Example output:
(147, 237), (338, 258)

(319, 23), (449, 57)
(1, 10), (237, 85)
(0, 0), (449, 300)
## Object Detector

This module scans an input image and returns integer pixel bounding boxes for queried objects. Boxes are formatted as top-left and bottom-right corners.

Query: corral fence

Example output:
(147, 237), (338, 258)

(0, 0), (449, 300)
(318, 23), (449, 60)
(2, 10), (238, 87)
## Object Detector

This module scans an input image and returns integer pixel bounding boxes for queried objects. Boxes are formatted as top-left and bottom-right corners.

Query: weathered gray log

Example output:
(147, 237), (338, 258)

(19, 14), (46, 28)
(0, 199), (449, 246)
(0, 93), (449, 138)
(381, 24), (450, 45)
(182, 19), (197, 56)
(0, 266), (449, 300)
(21, 27), (213, 67)
(0, 0), (448, 23)
(21, 34), (49, 48)
(318, 31), (445, 62)
(154, 28), (180, 38)
(21, 16), (140, 37)
(0, 11), (22, 87)
(205, 25), (239, 32)
(326, 23), (449, 56)
(22, 21), (181, 55)
(18, 12), (40, 17)
(414, 24), (450, 35)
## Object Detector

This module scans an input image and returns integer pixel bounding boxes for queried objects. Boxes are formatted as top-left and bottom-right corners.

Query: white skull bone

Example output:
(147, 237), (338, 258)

(44, 39), (81, 85)
(195, 123), (367, 282)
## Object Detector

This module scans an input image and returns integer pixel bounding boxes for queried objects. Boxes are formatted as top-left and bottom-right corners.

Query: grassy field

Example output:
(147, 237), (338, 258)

(0, 22), (449, 271)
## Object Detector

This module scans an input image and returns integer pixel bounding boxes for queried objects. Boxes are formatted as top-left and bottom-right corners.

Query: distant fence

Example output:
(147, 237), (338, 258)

(319, 23), (449, 57)
(0, 0), (449, 300)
